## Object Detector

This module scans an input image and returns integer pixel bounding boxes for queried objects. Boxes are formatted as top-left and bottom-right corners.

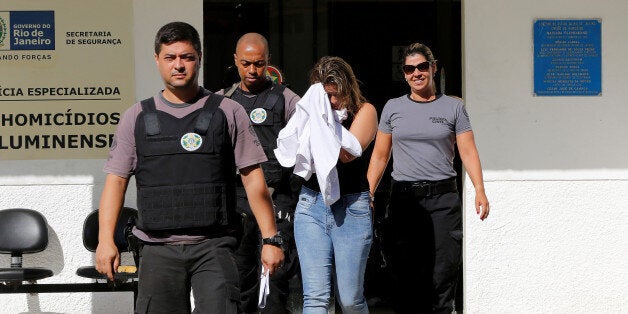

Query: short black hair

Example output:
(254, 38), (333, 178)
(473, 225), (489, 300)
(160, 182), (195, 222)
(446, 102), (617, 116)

(154, 21), (201, 55)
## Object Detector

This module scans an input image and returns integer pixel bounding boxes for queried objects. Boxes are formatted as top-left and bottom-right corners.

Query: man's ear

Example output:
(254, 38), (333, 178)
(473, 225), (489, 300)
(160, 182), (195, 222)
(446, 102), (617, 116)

(233, 53), (238, 65)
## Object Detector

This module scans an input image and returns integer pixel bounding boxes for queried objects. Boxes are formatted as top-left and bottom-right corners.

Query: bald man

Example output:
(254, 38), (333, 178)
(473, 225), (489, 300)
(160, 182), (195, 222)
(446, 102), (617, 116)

(218, 33), (301, 314)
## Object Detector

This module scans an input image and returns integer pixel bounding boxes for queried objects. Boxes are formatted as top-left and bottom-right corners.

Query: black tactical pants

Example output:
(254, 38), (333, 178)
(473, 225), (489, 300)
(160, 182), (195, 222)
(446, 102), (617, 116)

(382, 178), (462, 314)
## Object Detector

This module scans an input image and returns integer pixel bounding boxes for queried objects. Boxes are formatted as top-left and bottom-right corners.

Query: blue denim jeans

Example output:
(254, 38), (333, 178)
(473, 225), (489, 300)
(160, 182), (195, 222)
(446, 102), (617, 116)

(294, 186), (372, 314)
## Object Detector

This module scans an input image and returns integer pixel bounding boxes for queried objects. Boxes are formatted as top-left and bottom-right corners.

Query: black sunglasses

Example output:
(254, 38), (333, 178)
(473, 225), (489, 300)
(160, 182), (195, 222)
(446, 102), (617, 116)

(402, 61), (434, 75)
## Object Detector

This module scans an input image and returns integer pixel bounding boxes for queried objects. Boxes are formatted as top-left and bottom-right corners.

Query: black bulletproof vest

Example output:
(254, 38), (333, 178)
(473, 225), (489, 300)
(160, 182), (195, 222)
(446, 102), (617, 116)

(134, 94), (236, 231)
(227, 83), (286, 186)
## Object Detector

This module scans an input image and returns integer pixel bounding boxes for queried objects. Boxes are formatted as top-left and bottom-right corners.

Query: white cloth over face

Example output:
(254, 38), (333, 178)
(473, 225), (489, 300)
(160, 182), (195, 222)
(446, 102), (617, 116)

(274, 83), (362, 205)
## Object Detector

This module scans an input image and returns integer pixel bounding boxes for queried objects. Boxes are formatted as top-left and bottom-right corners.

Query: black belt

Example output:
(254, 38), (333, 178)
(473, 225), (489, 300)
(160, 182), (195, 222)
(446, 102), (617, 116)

(391, 178), (457, 197)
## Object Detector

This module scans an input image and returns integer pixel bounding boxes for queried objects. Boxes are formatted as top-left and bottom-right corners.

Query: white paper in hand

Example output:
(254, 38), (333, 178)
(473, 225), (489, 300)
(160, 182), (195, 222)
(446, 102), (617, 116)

(258, 266), (270, 308)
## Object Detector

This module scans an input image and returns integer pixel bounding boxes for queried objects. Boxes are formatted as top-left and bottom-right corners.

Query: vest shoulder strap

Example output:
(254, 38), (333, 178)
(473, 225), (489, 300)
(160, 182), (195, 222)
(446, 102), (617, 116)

(253, 83), (285, 111)
(264, 83), (286, 111)
(223, 82), (240, 98)
(140, 97), (161, 136)
(195, 93), (224, 134)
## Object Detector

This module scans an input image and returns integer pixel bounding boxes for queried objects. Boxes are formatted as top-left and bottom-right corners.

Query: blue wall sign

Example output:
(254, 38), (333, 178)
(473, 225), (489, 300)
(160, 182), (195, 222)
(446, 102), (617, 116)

(0, 11), (55, 51)
(534, 19), (601, 96)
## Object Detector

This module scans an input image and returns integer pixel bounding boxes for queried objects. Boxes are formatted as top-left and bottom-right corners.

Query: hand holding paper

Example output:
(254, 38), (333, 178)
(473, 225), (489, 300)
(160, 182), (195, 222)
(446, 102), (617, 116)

(258, 266), (270, 308)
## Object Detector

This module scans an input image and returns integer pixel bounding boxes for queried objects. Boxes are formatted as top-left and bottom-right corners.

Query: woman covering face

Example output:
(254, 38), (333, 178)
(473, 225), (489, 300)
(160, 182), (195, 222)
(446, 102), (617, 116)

(289, 56), (378, 314)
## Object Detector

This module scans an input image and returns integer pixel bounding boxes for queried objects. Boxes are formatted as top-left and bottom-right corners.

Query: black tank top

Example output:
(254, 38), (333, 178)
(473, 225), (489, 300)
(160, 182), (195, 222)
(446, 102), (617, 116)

(303, 115), (370, 195)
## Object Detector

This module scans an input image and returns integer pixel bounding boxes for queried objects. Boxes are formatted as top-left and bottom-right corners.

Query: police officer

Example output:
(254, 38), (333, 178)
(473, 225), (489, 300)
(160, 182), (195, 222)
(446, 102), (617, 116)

(219, 33), (301, 314)
(95, 22), (283, 313)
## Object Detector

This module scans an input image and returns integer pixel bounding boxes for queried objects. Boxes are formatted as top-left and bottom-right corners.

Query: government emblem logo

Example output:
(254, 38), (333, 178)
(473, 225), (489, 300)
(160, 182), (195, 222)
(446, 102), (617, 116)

(250, 108), (267, 124)
(180, 132), (202, 151)
(0, 16), (7, 47)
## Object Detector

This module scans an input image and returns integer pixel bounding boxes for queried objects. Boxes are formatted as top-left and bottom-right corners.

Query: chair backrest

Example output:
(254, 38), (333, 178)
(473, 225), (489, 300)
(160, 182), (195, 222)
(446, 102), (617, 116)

(0, 208), (48, 254)
(82, 207), (138, 252)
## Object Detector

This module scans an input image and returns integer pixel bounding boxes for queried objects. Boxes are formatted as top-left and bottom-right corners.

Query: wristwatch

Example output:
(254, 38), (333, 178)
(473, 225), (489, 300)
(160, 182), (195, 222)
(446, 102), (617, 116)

(262, 232), (284, 250)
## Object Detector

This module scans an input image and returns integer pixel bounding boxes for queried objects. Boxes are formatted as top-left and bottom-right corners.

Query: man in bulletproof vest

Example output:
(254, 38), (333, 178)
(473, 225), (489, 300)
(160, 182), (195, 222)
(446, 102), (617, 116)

(218, 33), (301, 314)
(95, 22), (283, 313)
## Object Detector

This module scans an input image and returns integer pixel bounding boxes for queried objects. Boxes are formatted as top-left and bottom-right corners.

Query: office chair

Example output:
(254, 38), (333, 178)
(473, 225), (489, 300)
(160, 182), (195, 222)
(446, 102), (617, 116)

(0, 208), (54, 283)
(76, 207), (139, 282)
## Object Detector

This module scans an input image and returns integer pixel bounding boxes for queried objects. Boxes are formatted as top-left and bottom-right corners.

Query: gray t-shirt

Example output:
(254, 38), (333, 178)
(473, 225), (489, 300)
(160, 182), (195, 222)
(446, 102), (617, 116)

(379, 94), (472, 182)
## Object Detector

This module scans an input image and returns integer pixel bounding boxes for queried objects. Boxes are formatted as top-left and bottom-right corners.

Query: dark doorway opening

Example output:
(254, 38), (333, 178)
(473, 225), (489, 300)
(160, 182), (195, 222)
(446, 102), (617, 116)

(328, 1), (462, 108)
(202, 1), (463, 311)
(203, 2), (270, 91)
(327, 2), (462, 311)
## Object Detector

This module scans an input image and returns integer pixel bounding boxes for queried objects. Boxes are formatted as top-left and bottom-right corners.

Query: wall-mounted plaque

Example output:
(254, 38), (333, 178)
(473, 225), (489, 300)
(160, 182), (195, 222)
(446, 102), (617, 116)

(534, 19), (601, 96)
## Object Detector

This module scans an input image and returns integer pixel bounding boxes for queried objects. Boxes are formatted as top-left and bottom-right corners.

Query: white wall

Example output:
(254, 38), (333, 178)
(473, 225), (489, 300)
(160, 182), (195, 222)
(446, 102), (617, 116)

(133, 0), (204, 101)
(463, 0), (628, 312)
(0, 1), (202, 313)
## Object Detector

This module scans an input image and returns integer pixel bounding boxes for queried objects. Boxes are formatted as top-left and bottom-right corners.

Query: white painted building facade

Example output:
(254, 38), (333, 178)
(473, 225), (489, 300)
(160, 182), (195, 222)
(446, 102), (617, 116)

(463, 0), (627, 312)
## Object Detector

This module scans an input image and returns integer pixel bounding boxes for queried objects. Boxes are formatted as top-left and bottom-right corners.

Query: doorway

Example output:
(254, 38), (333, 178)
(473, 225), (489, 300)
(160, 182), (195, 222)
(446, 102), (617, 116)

(202, 2), (270, 91)
(202, 1), (463, 311)
(326, 2), (462, 311)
